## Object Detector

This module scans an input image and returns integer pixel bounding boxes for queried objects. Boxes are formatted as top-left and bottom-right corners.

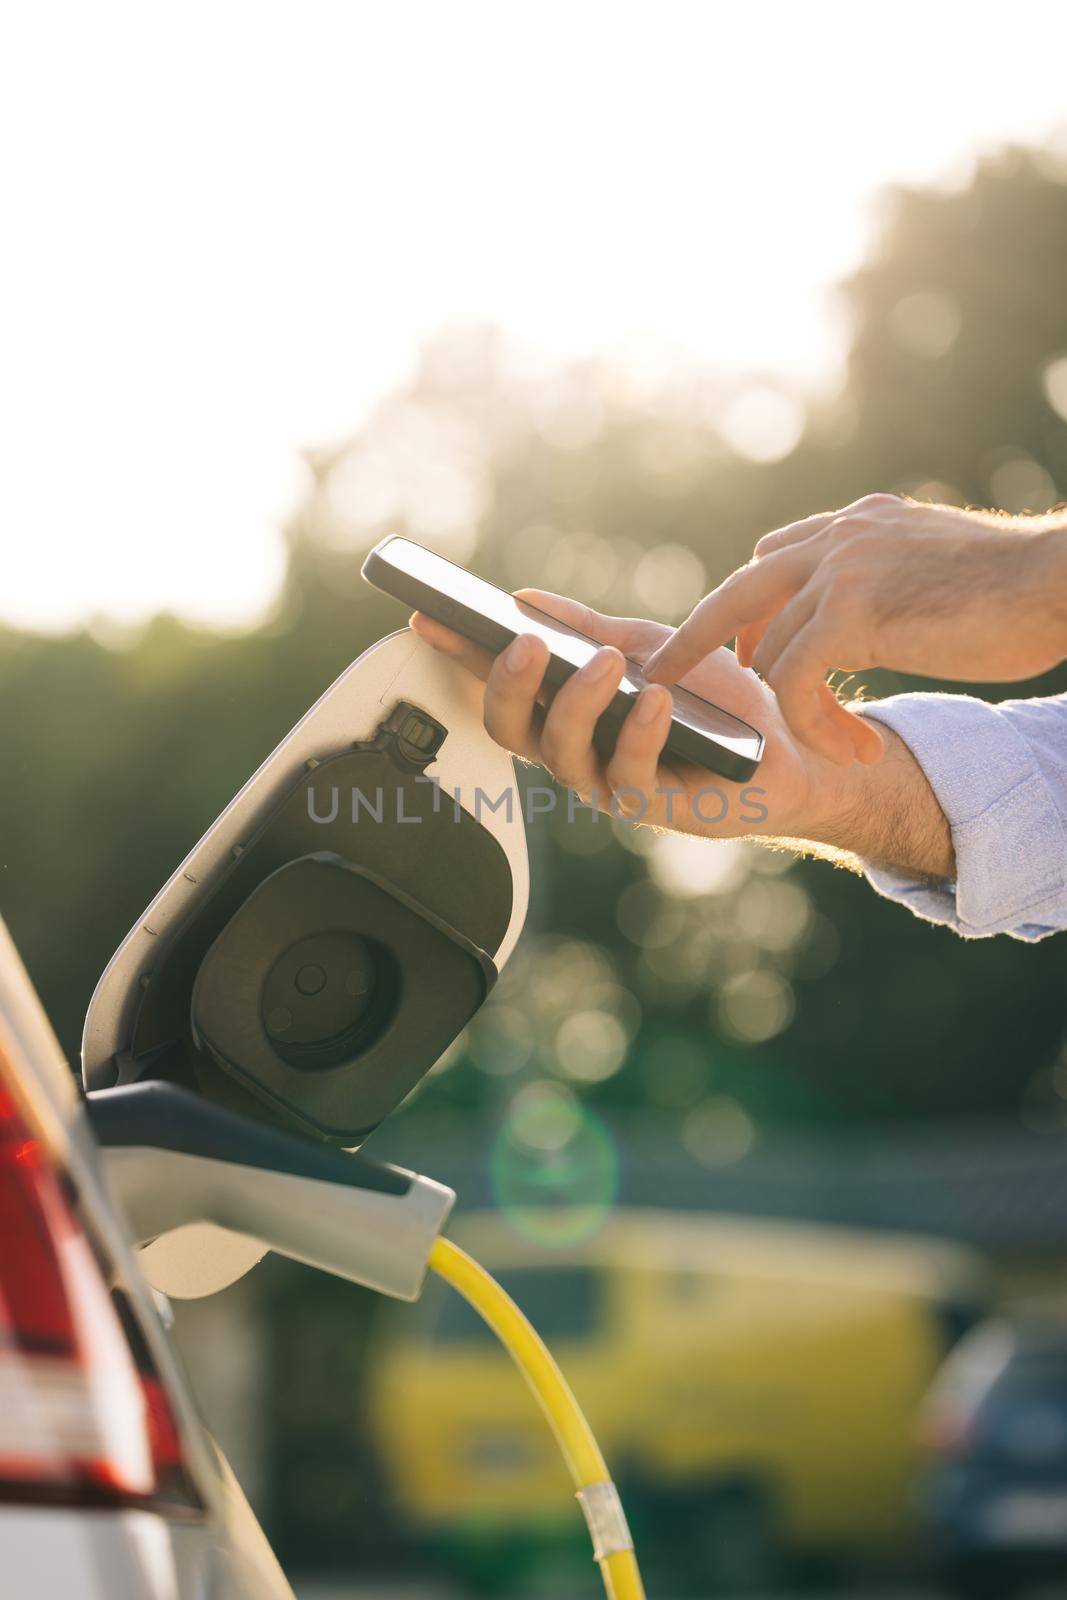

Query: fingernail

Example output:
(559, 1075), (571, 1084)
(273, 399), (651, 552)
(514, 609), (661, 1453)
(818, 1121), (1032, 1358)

(580, 646), (620, 682)
(636, 686), (669, 724)
(504, 636), (532, 673)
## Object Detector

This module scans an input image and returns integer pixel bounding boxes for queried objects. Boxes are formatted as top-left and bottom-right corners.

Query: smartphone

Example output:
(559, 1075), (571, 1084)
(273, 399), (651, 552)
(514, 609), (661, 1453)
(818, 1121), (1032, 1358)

(361, 535), (764, 782)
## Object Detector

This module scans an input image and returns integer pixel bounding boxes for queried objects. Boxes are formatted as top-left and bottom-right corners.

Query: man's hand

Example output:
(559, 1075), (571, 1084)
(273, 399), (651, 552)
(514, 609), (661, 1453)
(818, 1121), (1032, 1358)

(409, 588), (953, 879)
(413, 589), (818, 840)
(643, 495), (1067, 766)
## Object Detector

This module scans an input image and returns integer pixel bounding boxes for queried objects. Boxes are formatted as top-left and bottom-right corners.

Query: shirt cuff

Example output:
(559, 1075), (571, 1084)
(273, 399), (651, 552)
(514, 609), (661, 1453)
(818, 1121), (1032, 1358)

(856, 693), (1067, 940)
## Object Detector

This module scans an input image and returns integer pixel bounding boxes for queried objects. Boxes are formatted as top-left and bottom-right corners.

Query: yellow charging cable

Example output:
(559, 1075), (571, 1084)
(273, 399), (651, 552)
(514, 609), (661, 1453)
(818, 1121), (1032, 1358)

(428, 1236), (646, 1600)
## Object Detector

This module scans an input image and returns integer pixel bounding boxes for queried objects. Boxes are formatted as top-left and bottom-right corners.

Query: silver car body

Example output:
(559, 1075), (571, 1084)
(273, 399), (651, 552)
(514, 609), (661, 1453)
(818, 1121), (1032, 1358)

(0, 917), (294, 1599)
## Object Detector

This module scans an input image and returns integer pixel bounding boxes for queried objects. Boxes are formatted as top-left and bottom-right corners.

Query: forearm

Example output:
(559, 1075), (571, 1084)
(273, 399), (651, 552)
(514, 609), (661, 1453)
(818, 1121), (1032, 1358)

(766, 726), (954, 880)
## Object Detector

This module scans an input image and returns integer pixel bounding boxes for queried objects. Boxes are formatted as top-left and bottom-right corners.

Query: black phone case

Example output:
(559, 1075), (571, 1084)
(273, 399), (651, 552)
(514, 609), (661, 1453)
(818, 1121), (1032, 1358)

(363, 545), (763, 783)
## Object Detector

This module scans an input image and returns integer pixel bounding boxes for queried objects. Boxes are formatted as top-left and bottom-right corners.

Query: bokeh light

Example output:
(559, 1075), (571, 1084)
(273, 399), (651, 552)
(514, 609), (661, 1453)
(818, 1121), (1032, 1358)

(890, 289), (961, 358)
(467, 1005), (536, 1078)
(715, 967), (796, 1044)
(986, 450), (1059, 513)
(681, 1095), (757, 1167)
(1043, 354), (1067, 423)
(489, 1080), (620, 1245)
(318, 398), (488, 556)
(615, 879), (687, 950)
(734, 876), (813, 953)
(528, 371), (606, 452)
(647, 835), (752, 899)
(716, 384), (806, 464)
(554, 1009), (630, 1083)
(631, 543), (707, 621)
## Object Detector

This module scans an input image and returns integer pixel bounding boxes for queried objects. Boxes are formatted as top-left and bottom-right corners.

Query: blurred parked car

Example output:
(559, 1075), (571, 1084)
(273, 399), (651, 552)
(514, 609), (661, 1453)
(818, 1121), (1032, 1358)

(372, 1207), (986, 1592)
(918, 1317), (1067, 1599)
(0, 916), (293, 1598)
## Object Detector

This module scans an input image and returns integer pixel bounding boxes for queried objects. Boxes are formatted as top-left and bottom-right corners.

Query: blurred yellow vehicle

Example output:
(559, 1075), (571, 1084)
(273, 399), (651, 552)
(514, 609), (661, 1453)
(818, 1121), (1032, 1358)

(371, 1209), (986, 1590)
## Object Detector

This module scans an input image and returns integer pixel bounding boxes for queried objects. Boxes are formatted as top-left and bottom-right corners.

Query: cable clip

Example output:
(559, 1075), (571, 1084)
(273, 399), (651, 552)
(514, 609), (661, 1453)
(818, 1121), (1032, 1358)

(576, 1480), (633, 1561)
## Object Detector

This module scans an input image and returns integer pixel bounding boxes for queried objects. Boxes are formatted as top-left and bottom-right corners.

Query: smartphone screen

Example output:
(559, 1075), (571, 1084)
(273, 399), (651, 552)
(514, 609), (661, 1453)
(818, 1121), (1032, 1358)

(364, 536), (763, 778)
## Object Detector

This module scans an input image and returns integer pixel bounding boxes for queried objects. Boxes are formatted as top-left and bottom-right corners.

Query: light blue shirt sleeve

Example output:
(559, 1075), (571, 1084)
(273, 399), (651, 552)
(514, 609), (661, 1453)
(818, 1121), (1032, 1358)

(856, 692), (1067, 941)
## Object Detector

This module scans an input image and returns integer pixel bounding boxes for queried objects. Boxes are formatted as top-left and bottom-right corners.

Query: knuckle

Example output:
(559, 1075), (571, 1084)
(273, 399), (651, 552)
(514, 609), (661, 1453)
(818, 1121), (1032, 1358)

(604, 751), (632, 792)
(718, 564), (751, 598)
(606, 750), (652, 800)
(853, 491), (901, 516)
(570, 600), (613, 644)
(571, 601), (598, 636)
(604, 764), (625, 799)
(756, 546), (791, 576)
(827, 513), (859, 542)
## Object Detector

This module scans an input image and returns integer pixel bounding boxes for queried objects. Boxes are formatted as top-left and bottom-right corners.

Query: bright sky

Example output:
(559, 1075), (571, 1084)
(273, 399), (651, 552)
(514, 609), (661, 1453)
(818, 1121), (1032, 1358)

(2, 2), (1066, 632)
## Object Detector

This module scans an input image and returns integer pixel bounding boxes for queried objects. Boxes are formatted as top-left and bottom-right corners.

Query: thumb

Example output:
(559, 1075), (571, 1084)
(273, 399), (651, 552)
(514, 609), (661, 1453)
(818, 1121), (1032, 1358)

(515, 589), (670, 663)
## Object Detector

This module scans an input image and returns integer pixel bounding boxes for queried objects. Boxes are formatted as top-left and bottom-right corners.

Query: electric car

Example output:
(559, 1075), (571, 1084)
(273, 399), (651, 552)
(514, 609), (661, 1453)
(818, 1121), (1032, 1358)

(0, 914), (294, 1599)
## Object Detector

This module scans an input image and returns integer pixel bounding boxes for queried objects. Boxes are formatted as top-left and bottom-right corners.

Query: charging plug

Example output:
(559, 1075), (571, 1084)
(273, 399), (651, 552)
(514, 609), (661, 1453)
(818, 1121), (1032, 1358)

(86, 1082), (454, 1301)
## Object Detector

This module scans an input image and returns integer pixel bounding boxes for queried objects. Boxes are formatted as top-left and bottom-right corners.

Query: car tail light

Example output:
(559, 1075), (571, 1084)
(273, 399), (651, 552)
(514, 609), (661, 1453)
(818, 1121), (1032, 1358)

(0, 1050), (199, 1511)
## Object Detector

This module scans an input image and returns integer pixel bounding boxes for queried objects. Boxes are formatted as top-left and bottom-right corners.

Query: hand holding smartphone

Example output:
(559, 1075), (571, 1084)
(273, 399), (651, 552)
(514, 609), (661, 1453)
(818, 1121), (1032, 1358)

(361, 535), (764, 782)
